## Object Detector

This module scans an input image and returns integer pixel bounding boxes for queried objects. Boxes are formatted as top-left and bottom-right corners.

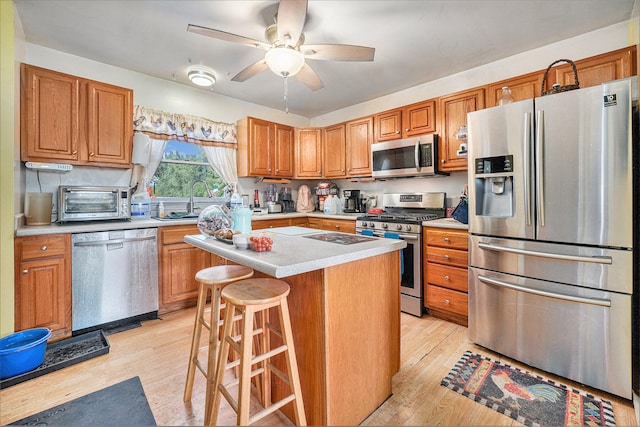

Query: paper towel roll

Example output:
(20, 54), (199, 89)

(131, 132), (151, 166)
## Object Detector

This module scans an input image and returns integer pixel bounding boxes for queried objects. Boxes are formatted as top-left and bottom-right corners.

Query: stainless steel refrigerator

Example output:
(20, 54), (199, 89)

(467, 77), (637, 400)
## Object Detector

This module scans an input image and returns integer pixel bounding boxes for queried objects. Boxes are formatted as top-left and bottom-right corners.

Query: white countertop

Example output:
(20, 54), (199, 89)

(422, 217), (468, 230)
(184, 226), (406, 278)
(15, 211), (360, 237)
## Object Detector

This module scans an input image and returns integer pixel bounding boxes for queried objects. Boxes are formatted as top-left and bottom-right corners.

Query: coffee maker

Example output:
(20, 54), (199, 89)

(342, 189), (361, 213)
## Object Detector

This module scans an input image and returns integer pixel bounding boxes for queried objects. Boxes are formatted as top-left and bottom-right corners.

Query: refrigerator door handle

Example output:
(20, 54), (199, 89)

(478, 242), (613, 264)
(477, 275), (611, 307)
(523, 112), (532, 226)
(535, 110), (545, 227)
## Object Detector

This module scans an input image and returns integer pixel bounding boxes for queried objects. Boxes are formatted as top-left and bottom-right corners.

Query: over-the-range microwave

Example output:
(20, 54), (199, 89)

(371, 134), (449, 178)
(58, 186), (131, 222)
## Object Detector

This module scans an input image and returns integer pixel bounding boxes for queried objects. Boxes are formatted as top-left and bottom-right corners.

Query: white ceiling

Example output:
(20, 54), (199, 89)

(14, 0), (636, 118)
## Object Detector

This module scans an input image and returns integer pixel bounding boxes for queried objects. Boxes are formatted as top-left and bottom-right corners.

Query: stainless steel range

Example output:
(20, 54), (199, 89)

(356, 192), (446, 316)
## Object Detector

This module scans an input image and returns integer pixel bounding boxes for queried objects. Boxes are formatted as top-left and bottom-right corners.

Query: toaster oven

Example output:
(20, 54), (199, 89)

(58, 186), (131, 222)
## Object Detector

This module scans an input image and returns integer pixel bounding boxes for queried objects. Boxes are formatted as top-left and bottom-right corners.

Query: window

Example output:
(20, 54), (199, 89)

(150, 140), (225, 198)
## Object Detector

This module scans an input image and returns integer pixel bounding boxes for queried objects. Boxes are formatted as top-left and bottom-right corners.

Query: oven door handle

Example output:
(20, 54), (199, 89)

(477, 275), (611, 307)
(359, 230), (419, 240)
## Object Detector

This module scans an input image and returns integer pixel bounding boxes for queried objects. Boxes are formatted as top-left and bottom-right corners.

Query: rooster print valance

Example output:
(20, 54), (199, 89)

(133, 105), (237, 146)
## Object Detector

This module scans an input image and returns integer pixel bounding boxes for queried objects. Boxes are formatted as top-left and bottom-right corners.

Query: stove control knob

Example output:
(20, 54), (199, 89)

(368, 222), (375, 228)
(396, 224), (403, 231)
(382, 223), (388, 229)
(405, 225), (412, 232)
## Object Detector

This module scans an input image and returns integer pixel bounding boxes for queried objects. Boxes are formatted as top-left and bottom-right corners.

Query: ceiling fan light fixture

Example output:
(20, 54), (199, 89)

(265, 47), (305, 77)
(188, 67), (216, 87)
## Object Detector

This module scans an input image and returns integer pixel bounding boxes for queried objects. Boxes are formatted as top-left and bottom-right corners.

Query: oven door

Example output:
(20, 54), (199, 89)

(356, 229), (423, 316)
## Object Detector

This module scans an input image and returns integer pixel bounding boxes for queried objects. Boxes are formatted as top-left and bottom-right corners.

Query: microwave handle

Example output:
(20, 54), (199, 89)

(414, 140), (420, 172)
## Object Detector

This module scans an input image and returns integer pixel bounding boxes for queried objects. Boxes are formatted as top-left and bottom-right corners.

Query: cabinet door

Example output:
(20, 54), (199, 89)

(86, 81), (133, 166)
(486, 70), (544, 107)
(553, 46), (636, 89)
(21, 64), (80, 162)
(248, 117), (273, 176)
(374, 109), (402, 142)
(323, 123), (346, 178)
(438, 87), (484, 171)
(273, 123), (294, 177)
(159, 225), (214, 313)
(403, 99), (436, 137)
(345, 116), (373, 177)
(295, 128), (323, 178)
(15, 257), (71, 340)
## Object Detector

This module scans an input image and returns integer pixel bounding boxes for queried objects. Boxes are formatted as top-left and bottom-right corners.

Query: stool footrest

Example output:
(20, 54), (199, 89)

(252, 344), (287, 365)
(266, 362), (291, 386)
(248, 394), (297, 425)
(265, 321), (282, 339)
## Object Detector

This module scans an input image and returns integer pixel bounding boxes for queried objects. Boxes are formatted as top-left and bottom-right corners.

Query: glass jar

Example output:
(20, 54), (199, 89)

(498, 86), (514, 105)
(197, 205), (232, 237)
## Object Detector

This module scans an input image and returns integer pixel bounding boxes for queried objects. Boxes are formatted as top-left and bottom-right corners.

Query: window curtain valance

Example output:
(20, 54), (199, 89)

(133, 105), (237, 147)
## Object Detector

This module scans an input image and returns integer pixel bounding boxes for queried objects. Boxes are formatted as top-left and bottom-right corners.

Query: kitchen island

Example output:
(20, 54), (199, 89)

(184, 226), (406, 426)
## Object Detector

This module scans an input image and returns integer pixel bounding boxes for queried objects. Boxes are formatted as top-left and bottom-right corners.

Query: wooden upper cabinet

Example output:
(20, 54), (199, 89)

(20, 64), (133, 168)
(403, 100), (436, 137)
(345, 116), (373, 177)
(237, 117), (294, 178)
(295, 128), (323, 178)
(87, 81), (133, 165)
(323, 123), (347, 178)
(486, 70), (545, 107)
(547, 46), (637, 91)
(374, 99), (436, 142)
(273, 123), (294, 177)
(438, 87), (485, 172)
(21, 64), (81, 162)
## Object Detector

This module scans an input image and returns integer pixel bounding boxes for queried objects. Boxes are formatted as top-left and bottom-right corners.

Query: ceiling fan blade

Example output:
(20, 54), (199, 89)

(303, 44), (375, 61)
(294, 63), (324, 91)
(276, 0), (307, 46)
(187, 24), (269, 50)
(231, 59), (269, 82)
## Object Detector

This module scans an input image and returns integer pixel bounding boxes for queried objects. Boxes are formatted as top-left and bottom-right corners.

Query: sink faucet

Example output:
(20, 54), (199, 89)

(188, 180), (212, 214)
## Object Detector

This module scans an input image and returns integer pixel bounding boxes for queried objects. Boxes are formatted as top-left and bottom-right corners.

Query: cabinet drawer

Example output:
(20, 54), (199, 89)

(425, 228), (468, 250)
(160, 225), (199, 245)
(252, 218), (292, 230)
(322, 219), (355, 234)
(426, 262), (468, 292)
(18, 235), (68, 260)
(425, 285), (468, 317)
(426, 246), (468, 268)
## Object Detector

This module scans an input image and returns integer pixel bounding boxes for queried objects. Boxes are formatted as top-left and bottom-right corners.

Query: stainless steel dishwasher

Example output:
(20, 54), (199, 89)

(72, 228), (159, 333)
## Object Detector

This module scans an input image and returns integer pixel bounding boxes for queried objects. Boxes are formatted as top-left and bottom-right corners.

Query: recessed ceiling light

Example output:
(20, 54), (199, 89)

(188, 67), (216, 87)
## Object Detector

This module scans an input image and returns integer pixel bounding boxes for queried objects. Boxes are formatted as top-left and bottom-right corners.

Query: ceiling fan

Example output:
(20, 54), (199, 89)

(187, 0), (375, 92)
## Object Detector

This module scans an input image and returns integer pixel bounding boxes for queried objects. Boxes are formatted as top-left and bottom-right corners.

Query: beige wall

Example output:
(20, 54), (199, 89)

(1, 0), (15, 337)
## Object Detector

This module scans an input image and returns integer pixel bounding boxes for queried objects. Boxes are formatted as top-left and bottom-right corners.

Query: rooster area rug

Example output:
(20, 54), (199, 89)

(441, 351), (616, 427)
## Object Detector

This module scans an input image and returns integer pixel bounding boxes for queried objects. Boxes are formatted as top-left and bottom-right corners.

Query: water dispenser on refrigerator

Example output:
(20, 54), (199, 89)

(473, 155), (514, 218)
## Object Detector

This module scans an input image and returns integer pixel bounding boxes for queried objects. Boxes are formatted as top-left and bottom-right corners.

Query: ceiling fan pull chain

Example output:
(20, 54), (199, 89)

(283, 74), (289, 114)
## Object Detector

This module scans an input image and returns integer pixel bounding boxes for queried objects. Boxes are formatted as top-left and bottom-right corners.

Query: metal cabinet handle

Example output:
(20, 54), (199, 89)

(89, 152), (95, 157)
(444, 237), (449, 242)
(444, 275), (450, 280)
(441, 159), (445, 163)
(444, 255), (449, 260)
(404, 128), (409, 132)
(445, 299), (450, 305)
(335, 225), (340, 229)
(41, 245), (47, 251)
(22, 269), (28, 274)
(72, 150), (78, 155)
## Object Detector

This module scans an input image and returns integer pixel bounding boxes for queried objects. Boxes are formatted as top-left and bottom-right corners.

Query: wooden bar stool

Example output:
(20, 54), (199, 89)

(209, 278), (306, 427)
(183, 264), (254, 425)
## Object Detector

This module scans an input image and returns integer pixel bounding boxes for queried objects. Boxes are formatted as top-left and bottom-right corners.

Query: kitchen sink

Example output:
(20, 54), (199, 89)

(154, 213), (200, 221)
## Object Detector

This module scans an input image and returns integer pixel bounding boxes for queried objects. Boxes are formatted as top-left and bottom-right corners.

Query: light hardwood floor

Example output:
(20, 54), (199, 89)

(1, 308), (637, 426)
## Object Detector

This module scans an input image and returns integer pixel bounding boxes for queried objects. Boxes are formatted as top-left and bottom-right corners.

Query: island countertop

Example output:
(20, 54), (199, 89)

(184, 226), (406, 278)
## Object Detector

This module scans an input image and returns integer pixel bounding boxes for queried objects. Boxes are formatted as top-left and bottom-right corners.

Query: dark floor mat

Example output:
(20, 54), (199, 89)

(7, 376), (156, 426)
(0, 330), (109, 389)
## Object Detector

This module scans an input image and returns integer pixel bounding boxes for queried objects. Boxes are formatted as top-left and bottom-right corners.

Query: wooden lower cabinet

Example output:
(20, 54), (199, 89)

(423, 227), (468, 326)
(14, 234), (72, 341)
(158, 225), (222, 314)
(307, 217), (355, 234)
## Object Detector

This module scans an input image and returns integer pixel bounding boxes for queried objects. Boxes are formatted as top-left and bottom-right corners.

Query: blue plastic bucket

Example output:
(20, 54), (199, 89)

(0, 328), (51, 379)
